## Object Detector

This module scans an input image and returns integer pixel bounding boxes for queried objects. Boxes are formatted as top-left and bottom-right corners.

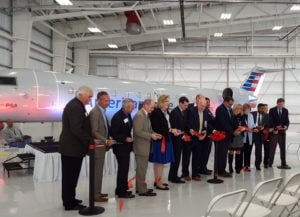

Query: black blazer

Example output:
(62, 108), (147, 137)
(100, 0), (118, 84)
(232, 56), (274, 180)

(186, 106), (213, 135)
(215, 104), (234, 141)
(110, 109), (133, 154)
(150, 108), (170, 141)
(251, 111), (268, 127)
(59, 97), (93, 157)
(170, 106), (187, 132)
(268, 107), (289, 129)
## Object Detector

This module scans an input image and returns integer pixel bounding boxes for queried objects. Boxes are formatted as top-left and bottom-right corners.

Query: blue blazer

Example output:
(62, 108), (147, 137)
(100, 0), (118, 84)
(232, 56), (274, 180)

(186, 106), (213, 135)
(269, 107), (289, 129)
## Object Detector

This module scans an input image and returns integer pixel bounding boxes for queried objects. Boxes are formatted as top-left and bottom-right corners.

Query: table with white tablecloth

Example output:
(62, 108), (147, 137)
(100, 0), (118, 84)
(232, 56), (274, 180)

(24, 145), (136, 182)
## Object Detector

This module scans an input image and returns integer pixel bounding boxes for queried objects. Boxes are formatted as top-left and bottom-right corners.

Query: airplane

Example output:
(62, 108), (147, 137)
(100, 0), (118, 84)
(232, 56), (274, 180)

(0, 67), (269, 122)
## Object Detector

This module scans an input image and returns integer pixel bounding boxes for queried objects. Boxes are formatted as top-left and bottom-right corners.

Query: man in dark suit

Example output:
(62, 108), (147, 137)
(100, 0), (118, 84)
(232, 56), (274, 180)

(251, 103), (268, 170)
(110, 98), (135, 198)
(268, 98), (290, 169)
(263, 104), (270, 168)
(215, 96), (235, 177)
(183, 97), (211, 181)
(59, 86), (99, 211)
(168, 96), (189, 184)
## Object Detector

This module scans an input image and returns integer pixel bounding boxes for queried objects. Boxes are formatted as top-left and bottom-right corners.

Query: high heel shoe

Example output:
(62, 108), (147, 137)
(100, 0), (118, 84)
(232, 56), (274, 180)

(156, 185), (169, 190)
(154, 183), (168, 187)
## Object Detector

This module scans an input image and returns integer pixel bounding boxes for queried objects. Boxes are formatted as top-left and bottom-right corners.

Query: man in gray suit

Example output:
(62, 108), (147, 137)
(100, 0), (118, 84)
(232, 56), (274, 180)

(89, 91), (114, 202)
(133, 99), (161, 196)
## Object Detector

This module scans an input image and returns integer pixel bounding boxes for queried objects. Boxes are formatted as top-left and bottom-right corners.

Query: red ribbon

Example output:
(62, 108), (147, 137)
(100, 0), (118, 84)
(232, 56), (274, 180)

(208, 131), (226, 141)
(264, 129), (270, 141)
(88, 144), (105, 149)
(183, 133), (191, 142)
(119, 199), (124, 212)
(160, 136), (166, 153)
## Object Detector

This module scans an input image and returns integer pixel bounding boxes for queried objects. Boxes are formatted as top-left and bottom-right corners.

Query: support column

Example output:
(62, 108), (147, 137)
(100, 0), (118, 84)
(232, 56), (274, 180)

(53, 24), (68, 73)
(12, 8), (32, 68)
(89, 56), (97, 75)
(74, 47), (89, 75)
(282, 58), (286, 99)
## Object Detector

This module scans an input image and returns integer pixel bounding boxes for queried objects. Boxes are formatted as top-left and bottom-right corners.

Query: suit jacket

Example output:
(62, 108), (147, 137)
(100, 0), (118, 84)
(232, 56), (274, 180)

(268, 107), (289, 129)
(89, 105), (109, 157)
(170, 106), (187, 132)
(150, 108), (170, 142)
(215, 104), (234, 142)
(133, 109), (153, 157)
(186, 106), (213, 136)
(110, 109), (133, 155)
(59, 97), (93, 157)
(251, 111), (268, 128)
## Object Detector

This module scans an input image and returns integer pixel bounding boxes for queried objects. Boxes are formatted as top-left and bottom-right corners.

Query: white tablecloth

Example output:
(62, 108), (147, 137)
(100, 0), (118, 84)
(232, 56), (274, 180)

(24, 145), (136, 182)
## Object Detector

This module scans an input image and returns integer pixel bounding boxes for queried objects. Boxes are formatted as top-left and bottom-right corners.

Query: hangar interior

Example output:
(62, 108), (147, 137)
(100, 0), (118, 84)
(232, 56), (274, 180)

(0, 1), (300, 217)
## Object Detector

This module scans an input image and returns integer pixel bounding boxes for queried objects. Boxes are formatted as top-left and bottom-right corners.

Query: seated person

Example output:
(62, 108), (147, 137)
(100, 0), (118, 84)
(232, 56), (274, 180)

(2, 119), (32, 148)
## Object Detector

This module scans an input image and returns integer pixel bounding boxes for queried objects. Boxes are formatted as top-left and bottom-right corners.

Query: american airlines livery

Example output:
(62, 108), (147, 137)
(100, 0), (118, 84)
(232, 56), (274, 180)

(0, 67), (270, 122)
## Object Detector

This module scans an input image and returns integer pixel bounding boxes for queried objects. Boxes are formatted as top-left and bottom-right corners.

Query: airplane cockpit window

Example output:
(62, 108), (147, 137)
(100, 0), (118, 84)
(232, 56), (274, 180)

(0, 77), (17, 85)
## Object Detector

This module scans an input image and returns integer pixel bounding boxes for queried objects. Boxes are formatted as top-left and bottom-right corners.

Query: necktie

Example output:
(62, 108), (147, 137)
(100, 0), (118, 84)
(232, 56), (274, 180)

(199, 111), (203, 133)
(279, 109), (282, 118)
(258, 113), (261, 126)
(227, 108), (232, 120)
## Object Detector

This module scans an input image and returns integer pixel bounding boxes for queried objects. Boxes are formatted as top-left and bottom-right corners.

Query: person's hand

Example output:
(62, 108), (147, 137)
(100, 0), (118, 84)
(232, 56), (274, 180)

(126, 137), (133, 143)
(151, 133), (161, 140)
(233, 129), (240, 136)
(190, 129), (196, 135)
(283, 125), (287, 130)
(198, 131), (207, 140)
(253, 129), (259, 133)
(269, 128), (274, 132)
(106, 140), (115, 146)
(15, 138), (22, 142)
(94, 139), (100, 145)
(170, 128), (178, 136)
(274, 130), (279, 135)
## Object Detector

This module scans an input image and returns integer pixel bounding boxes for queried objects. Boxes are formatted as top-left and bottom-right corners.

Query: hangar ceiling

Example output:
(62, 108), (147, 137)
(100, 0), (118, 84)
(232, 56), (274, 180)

(2, 0), (300, 52)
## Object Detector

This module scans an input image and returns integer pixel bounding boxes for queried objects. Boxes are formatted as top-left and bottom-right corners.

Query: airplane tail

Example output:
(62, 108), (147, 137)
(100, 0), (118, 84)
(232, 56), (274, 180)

(241, 66), (274, 97)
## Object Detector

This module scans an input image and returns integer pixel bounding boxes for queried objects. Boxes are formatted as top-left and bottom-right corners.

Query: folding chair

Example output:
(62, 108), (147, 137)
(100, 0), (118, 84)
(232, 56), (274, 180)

(203, 189), (247, 217)
(227, 177), (283, 217)
(258, 173), (300, 217)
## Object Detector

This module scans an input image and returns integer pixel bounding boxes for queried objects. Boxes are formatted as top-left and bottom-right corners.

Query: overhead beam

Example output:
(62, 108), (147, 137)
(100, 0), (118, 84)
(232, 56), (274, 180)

(40, 21), (70, 40)
(134, 10), (147, 33)
(84, 15), (106, 36)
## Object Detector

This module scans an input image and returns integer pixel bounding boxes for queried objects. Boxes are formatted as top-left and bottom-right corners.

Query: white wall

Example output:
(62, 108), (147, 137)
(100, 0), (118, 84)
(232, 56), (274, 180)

(0, 1), (12, 70)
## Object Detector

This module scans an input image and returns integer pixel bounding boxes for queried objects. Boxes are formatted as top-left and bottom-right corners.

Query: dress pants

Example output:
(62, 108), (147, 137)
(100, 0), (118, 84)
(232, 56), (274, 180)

(61, 155), (83, 207)
(135, 155), (149, 194)
(216, 139), (229, 175)
(199, 138), (210, 172)
(182, 139), (201, 177)
(168, 136), (184, 181)
(269, 133), (286, 166)
(114, 146), (131, 195)
(263, 140), (270, 166)
(253, 132), (264, 167)
(94, 147), (106, 198)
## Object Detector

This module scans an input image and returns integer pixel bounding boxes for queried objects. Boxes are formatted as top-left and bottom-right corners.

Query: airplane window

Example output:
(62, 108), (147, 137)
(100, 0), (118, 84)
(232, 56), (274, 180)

(0, 76), (17, 85)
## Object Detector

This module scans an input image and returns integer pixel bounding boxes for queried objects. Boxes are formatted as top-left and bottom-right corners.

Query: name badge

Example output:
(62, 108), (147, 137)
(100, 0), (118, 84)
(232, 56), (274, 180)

(124, 118), (128, 123)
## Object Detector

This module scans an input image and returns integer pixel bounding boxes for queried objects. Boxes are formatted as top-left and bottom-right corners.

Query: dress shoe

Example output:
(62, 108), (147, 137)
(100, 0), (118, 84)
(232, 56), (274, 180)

(64, 204), (86, 211)
(219, 173), (232, 178)
(192, 176), (201, 181)
(117, 192), (135, 198)
(139, 191), (157, 196)
(183, 176), (191, 181)
(94, 197), (108, 202)
(256, 167), (261, 171)
(264, 164), (268, 168)
(136, 189), (153, 194)
(170, 179), (185, 184)
(277, 165), (291, 169)
(154, 183), (168, 187)
(268, 164), (273, 167)
(100, 193), (108, 197)
(72, 199), (82, 204)
(206, 169), (213, 173)
(156, 185), (169, 190)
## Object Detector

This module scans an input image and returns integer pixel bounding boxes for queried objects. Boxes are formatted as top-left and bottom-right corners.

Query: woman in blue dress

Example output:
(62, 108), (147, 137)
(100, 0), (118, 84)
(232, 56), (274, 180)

(149, 95), (178, 190)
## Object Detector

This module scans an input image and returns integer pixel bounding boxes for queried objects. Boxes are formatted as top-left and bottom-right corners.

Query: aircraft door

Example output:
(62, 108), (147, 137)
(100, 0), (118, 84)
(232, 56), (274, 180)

(35, 71), (58, 109)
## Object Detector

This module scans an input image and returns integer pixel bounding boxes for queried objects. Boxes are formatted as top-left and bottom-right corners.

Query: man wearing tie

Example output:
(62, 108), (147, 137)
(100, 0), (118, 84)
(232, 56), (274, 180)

(268, 98), (290, 169)
(184, 97), (212, 181)
(89, 91), (115, 202)
(215, 96), (235, 177)
(168, 96), (189, 183)
(251, 103), (268, 170)
(110, 98), (135, 198)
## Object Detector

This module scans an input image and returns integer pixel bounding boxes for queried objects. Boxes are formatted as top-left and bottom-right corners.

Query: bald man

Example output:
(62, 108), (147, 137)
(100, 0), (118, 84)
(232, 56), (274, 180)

(183, 97), (213, 181)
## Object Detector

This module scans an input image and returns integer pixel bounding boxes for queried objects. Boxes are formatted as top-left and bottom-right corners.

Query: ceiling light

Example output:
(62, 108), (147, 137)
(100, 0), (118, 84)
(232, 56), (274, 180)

(108, 44), (118, 49)
(290, 4), (300, 11)
(163, 19), (174, 25)
(55, 0), (73, 6)
(220, 13), (231, 20)
(214, 32), (223, 37)
(88, 27), (101, 33)
(168, 38), (176, 43)
(272, 26), (282, 31)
